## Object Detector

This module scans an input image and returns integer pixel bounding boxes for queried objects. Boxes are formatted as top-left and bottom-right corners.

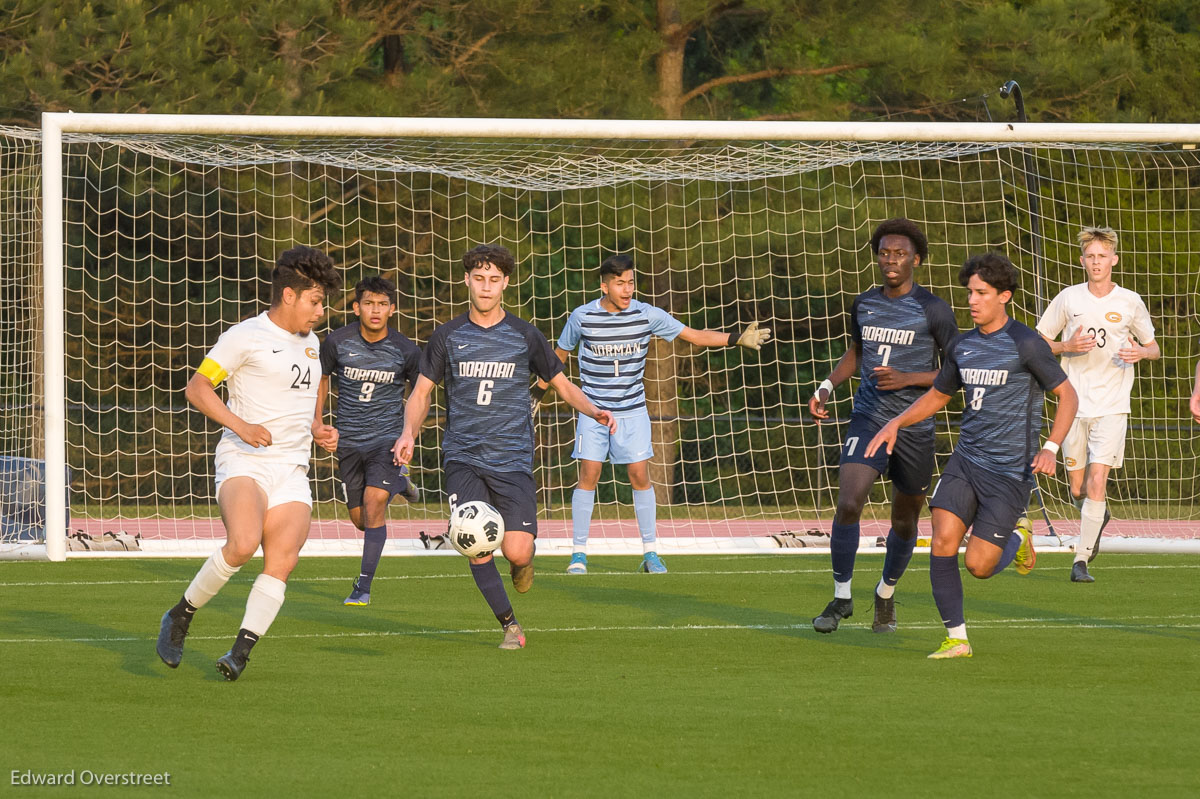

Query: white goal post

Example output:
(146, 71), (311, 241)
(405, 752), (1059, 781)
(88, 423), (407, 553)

(19, 113), (1200, 560)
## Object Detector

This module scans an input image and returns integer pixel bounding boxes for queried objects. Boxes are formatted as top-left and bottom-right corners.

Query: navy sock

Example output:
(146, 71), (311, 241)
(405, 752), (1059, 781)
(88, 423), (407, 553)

(469, 560), (515, 628)
(991, 530), (1022, 576)
(356, 525), (388, 592)
(881, 529), (917, 586)
(830, 521), (859, 583)
(231, 627), (259, 660)
(930, 554), (965, 629)
(168, 596), (197, 625)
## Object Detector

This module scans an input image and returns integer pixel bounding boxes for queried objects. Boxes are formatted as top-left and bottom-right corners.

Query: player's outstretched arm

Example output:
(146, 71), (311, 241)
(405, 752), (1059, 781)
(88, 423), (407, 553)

(548, 372), (617, 433)
(532, 347), (572, 415)
(1032, 379), (1079, 475)
(864, 388), (952, 457)
(808, 344), (860, 421)
(311, 374), (338, 453)
(394, 374), (436, 465)
(184, 371), (271, 448)
(678, 322), (772, 351)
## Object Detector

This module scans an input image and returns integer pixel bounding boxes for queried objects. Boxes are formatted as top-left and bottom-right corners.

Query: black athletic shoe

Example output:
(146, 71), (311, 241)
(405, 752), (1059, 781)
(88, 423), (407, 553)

(1070, 561), (1095, 583)
(872, 591), (897, 633)
(156, 610), (189, 668)
(812, 598), (853, 634)
(215, 649), (249, 681)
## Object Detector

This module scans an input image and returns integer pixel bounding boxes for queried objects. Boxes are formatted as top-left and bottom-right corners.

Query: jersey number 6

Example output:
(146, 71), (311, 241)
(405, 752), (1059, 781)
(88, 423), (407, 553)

(476, 380), (493, 406)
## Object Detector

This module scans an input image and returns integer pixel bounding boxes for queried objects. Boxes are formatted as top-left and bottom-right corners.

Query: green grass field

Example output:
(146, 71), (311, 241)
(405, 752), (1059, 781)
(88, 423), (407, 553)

(3, 554), (1198, 797)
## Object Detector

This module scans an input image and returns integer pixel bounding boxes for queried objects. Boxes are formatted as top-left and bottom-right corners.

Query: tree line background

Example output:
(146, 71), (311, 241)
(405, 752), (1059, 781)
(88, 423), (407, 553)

(2, 0), (1199, 523)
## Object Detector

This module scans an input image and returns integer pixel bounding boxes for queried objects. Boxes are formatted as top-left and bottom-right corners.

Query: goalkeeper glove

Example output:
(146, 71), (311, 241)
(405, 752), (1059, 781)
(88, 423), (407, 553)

(729, 321), (771, 351)
(530, 384), (548, 416)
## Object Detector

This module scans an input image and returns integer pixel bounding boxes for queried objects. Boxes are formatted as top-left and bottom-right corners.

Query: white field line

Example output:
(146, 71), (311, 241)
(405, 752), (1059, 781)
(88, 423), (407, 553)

(2, 614), (1199, 646)
(0, 562), (1197, 589)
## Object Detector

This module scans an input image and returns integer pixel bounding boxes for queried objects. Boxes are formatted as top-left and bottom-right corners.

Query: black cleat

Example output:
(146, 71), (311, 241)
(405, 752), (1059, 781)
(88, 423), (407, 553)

(156, 610), (189, 668)
(872, 591), (897, 633)
(1071, 561), (1095, 583)
(812, 598), (854, 633)
(215, 649), (249, 681)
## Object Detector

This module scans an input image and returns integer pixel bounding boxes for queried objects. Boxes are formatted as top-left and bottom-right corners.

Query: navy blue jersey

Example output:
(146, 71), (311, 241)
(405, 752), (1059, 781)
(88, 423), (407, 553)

(421, 312), (564, 473)
(850, 284), (958, 431)
(933, 318), (1067, 481)
(320, 323), (422, 447)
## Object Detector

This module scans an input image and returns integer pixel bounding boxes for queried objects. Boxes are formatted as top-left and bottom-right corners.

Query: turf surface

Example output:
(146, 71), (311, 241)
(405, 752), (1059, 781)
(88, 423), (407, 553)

(2, 554), (1197, 797)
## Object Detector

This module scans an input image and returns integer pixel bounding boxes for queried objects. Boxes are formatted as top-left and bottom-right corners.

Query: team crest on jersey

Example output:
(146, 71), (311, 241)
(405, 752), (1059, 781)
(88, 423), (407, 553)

(1105, 312), (1122, 323)
(305, 347), (318, 359)
(1065, 456), (1078, 468)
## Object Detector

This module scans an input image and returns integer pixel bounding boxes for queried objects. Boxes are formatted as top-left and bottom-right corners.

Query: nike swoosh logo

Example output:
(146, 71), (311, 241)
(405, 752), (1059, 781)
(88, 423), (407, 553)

(961, 350), (974, 357)
(457, 344), (470, 349)
(272, 348), (283, 353)
(381, 481), (391, 486)
(1071, 313), (1083, 317)
(522, 521), (532, 527)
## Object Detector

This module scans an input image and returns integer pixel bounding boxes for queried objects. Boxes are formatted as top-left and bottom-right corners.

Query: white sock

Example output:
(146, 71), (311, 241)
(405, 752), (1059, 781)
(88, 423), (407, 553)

(947, 624), (967, 640)
(239, 574), (287, 636)
(1076, 499), (1106, 563)
(875, 578), (895, 600)
(184, 548), (240, 609)
(834, 579), (852, 599)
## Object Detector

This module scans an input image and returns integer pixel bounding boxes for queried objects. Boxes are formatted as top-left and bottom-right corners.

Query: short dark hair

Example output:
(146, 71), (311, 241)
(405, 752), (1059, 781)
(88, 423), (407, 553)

(354, 275), (396, 305)
(271, 246), (341, 306)
(462, 243), (515, 276)
(599, 254), (634, 280)
(869, 218), (929, 264)
(959, 252), (1020, 296)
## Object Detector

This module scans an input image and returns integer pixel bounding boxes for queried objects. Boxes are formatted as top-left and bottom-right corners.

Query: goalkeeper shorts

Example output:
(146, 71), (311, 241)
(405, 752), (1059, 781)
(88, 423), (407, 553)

(572, 409), (652, 465)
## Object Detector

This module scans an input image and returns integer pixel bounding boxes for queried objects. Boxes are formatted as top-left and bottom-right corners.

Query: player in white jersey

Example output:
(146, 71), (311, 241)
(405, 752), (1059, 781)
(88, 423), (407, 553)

(155, 246), (342, 680)
(1036, 227), (1159, 583)
(534, 254), (770, 574)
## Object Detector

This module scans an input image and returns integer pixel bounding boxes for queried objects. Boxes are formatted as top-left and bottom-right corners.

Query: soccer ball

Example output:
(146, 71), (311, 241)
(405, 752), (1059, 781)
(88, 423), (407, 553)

(447, 501), (505, 558)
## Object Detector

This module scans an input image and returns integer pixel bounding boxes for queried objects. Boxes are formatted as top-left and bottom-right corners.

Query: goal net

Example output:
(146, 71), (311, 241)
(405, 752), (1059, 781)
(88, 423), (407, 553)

(7, 116), (1200, 558)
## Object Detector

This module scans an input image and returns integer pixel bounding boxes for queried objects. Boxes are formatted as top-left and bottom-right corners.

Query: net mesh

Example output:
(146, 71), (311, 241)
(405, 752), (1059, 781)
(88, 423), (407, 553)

(5, 125), (1198, 551)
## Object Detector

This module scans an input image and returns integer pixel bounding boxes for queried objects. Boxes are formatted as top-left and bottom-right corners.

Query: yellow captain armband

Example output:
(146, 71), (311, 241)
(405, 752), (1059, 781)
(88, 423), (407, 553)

(197, 357), (228, 387)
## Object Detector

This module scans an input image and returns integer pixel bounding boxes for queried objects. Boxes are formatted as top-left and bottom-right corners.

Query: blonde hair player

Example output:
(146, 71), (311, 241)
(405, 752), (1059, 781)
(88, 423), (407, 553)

(1035, 227), (1159, 583)
(156, 246), (342, 680)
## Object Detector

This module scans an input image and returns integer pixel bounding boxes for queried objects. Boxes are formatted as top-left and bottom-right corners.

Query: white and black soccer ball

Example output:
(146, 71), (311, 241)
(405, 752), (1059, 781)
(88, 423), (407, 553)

(447, 501), (505, 558)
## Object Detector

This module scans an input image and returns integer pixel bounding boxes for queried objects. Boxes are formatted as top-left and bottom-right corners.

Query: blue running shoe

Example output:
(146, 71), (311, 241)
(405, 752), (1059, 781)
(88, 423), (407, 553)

(343, 584), (371, 606)
(641, 552), (668, 574)
(566, 552), (588, 574)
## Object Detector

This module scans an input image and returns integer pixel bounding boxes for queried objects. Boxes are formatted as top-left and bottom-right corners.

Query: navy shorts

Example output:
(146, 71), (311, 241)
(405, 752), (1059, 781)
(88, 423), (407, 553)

(445, 460), (539, 538)
(337, 440), (408, 510)
(928, 452), (1033, 547)
(840, 414), (936, 496)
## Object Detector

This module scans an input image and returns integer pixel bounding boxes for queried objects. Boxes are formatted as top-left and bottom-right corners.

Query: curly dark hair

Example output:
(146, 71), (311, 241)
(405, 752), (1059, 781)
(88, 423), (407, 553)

(599, 253), (635, 280)
(959, 252), (1020, 296)
(462, 243), (515, 276)
(869, 218), (929, 264)
(354, 275), (396, 305)
(271, 246), (342, 306)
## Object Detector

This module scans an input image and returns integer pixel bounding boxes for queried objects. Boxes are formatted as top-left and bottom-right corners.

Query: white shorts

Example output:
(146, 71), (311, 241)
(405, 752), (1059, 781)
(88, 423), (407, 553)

(214, 453), (313, 508)
(572, 410), (653, 465)
(1063, 414), (1127, 471)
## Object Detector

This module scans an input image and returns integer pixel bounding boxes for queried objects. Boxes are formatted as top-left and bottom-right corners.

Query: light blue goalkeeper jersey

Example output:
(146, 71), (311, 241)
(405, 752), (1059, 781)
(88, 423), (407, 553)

(557, 298), (685, 414)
